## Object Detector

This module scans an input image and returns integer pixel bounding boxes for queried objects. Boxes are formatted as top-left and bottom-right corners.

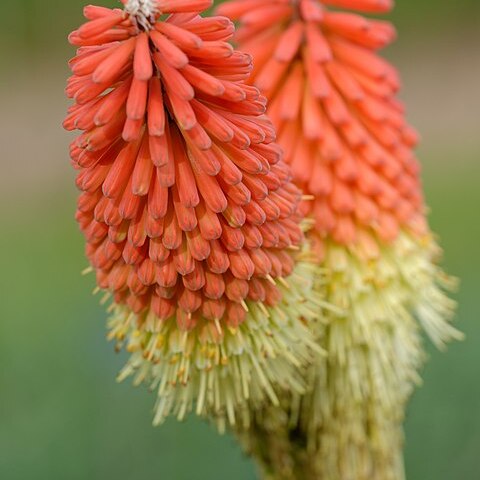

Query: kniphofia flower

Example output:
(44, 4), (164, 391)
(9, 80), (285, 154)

(217, 0), (462, 478)
(64, 0), (323, 429)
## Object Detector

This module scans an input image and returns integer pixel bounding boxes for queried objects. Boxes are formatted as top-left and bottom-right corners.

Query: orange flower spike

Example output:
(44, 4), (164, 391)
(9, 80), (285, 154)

(218, 0), (462, 478)
(65, 0), (323, 429)
(218, 0), (421, 255)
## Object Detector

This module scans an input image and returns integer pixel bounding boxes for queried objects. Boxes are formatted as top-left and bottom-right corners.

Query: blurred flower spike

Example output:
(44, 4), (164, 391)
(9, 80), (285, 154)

(64, 0), (323, 429)
(217, 0), (463, 478)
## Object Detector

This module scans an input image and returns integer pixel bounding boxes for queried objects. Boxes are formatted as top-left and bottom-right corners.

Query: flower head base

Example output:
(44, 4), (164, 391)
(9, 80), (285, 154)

(65, 1), (322, 427)
(237, 232), (460, 480)
(111, 259), (321, 428)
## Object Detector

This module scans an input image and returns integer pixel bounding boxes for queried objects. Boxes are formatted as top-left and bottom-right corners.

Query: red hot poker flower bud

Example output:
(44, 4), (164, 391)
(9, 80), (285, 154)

(65, 0), (323, 428)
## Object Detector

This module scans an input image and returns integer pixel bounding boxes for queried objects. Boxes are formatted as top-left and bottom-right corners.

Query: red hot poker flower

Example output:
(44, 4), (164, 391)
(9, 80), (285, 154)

(217, 0), (462, 478)
(64, 0), (322, 428)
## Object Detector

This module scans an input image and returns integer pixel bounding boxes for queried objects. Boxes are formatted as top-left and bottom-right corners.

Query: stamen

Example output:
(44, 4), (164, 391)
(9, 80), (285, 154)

(81, 266), (93, 275)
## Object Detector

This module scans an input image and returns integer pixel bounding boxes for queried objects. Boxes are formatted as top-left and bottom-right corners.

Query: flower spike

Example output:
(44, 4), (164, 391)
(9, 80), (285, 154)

(65, 0), (322, 429)
(218, 0), (462, 478)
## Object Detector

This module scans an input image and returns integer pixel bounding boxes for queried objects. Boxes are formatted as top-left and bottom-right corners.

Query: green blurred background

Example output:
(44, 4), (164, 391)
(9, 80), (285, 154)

(0, 1), (479, 479)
